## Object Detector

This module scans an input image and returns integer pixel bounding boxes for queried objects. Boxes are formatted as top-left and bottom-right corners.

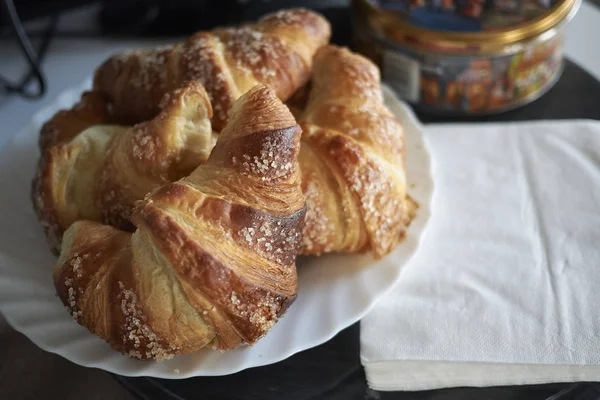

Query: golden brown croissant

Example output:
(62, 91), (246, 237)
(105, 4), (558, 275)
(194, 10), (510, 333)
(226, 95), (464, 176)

(38, 90), (112, 151)
(93, 8), (331, 131)
(98, 81), (215, 230)
(32, 81), (214, 253)
(53, 85), (305, 359)
(32, 124), (128, 253)
(298, 46), (416, 258)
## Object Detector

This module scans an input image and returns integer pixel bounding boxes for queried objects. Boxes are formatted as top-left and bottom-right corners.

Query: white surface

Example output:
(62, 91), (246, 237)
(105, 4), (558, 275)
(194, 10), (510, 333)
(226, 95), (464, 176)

(0, 83), (433, 377)
(361, 120), (600, 390)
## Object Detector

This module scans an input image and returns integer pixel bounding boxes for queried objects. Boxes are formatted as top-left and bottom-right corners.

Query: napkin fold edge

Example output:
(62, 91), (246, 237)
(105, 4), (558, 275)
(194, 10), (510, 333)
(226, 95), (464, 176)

(363, 360), (600, 391)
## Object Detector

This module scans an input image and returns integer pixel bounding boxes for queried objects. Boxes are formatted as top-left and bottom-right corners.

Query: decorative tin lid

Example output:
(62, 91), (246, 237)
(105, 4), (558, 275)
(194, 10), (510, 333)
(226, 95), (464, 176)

(357, 0), (580, 54)
(368, 0), (562, 33)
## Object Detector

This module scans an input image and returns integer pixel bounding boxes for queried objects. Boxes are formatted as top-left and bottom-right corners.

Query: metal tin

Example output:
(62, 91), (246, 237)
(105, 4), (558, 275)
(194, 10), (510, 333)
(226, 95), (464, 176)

(353, 0), (581, 115)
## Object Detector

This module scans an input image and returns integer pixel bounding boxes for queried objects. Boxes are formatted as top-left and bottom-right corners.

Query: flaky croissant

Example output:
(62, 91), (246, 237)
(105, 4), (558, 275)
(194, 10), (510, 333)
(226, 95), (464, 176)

(93, 8), (330, 131)
(53, 85), (305, 359)
(98, 81), (214, 230)
(298, 46), (416, 258)
(32, 81), (214, 253)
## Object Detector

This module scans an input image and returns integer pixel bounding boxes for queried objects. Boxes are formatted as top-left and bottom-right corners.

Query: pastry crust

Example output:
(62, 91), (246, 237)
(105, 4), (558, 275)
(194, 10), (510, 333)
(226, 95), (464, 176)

(34, 46), (416, 259)
(32, 82), (214, 252)
(93, 8), (331, 131)
(29, 6), (419, 363)
(52, 85), (306, 359)
(98, 81), (215, 230)
(298, 46), (417, 258)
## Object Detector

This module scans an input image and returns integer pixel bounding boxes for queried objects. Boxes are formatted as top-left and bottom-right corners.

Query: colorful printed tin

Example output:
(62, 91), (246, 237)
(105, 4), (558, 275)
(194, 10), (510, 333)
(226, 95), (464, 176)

(353, 0), (581, 115)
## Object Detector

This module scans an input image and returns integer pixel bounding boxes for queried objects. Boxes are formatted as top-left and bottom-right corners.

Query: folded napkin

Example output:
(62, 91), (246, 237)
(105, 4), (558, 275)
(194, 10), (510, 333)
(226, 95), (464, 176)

(361, 120), (600, 391)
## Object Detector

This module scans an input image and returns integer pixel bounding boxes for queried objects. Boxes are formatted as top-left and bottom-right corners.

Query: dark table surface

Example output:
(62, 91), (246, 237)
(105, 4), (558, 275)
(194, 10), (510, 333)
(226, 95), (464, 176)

(113, 54), (600, 400)
(105, 4), (600, 400)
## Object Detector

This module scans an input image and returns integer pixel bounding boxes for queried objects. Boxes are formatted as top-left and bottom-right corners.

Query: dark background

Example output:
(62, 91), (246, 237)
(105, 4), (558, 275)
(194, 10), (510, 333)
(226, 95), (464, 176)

(1, 0), (346, 36)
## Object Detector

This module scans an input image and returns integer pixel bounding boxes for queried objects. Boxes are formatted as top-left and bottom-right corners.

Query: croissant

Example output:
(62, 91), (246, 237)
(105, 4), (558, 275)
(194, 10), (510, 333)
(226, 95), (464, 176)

(98, 81), (214, 230)
(297, 46), (417, 258)
(53, 85), (305, 359)
(38, 90), (112, 151)
(32, 81), (214, 253)
(93, 8), (330, 131)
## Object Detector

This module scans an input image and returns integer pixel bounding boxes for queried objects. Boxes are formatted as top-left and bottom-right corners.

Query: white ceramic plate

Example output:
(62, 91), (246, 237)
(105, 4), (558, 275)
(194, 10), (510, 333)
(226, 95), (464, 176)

(0, 80), (433, 378)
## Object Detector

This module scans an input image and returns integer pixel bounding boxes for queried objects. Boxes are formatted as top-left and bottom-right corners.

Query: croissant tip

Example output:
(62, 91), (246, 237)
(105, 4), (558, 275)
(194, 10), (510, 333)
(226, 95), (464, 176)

(157, 81), (212, 116)
(217, 84), (297, 142)
(244, 84), (274, 99)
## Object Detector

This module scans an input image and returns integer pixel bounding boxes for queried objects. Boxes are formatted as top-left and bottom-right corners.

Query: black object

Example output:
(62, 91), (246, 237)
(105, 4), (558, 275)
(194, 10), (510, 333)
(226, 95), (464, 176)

(98, 0), (243, 36)
(0, 0), (97, 25)
(112, 57), (600, 400)
(0, 0), (56, 99)
(97, 0), (349, 38)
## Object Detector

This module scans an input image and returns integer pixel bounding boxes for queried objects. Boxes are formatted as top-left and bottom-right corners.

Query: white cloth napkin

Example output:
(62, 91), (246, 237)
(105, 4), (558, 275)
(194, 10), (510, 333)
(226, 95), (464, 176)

(361, 120), (600, 391)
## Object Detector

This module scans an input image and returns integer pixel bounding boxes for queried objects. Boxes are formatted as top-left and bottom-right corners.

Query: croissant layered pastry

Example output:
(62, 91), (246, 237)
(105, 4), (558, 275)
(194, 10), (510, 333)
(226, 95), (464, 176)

(32, 81), (215, 253)
(297, 46), (417, 258)
(31, 8), (417, 361)
(93, 8), (331, 130)
(53, 85), (306, 358)
(34, 46), (414, 260)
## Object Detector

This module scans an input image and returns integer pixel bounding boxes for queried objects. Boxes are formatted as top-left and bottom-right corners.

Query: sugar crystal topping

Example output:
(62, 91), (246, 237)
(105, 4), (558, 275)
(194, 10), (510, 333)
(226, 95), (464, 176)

(98, 168), (133, 227)
(237, 216), (300, 265)
(64, 276), (83, 322)
(264, 9), (304, 26)
(61, 252), (93, 322)
(300, 177), (334, 253)
(131, 123), (162, 161)
(183, 34), (232, 124)
(228, 290), (280, 337)
(347, 158), (403, 253)
(117, 281), (178, 360)
(128, 46), (172, 93)
(231, 135), (294, 181)
(221, 27), (282, 79)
